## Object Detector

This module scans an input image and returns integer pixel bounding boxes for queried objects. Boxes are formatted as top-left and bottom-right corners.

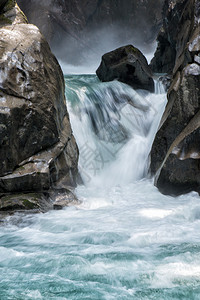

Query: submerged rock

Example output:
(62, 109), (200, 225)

(50, 188), (81, 210)
(0, 192), (51, 213)
(150, 0), (200, 195)
(0, 187), (81, 216)
(0, 1), (79, 214)
(96, 45), (154, 92)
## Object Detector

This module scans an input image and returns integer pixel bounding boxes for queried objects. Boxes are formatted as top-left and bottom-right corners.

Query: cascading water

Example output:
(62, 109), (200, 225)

(1, 75), (200, 300)
(65, 75), (166, 186)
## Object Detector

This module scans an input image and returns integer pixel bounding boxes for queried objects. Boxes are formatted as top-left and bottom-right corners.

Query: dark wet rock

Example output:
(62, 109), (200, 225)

(50, 188), (81, 210)
(1, 23), (65, 176)
(0, 187), (81, 215)
(155, 154), (200, 196)
(0, 192), (52, 213)
(150, 0), (196, 75)
(154, 109), (200, 195)
(0, 1), (79, 214)
(0, 0), (8, 9)
(96, 45), (154, 92)
(150, 28), (176, 74)
(157, 75), (172, 91)
(150, 0), (200, 195)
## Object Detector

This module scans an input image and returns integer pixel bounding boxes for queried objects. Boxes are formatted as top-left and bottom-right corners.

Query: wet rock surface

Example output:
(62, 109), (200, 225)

(0, 192), (51, 213)
(0, 187), (81, 219)
(0, 1), (79, 215)
(151, 0), (200, 195)
(150, 0), (196, 74)
(96, 45), (154, 92)
(50, 188), (81, 210)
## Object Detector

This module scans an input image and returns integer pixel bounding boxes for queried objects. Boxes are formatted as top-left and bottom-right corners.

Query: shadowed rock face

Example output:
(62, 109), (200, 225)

(150, 0), (198, 74)
(150, 0), (200, 195)
(17, 0), (164, 64)
(96, 45), (154, 92)
(0, 0), (8, 10)
(0, 1), (79, 213)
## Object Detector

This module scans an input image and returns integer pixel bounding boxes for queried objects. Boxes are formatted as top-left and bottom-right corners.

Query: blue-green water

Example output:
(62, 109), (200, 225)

(1, 182), (200, 300)
(1, 76), (200, 300)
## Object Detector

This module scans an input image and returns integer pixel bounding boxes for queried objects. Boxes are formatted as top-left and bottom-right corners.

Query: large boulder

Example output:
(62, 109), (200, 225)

(96, 45), (154, 92)
(150, 0), (200, 195)
(0, 1), (79, 213)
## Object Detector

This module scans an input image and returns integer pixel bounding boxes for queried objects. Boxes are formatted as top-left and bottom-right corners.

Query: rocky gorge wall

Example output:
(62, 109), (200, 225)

(150, 0), (200, 195)
(0, 0), (79, 214)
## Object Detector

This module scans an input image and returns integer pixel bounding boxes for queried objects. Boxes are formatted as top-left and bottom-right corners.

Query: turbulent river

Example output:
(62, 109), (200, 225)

(1, 75), (200, 299)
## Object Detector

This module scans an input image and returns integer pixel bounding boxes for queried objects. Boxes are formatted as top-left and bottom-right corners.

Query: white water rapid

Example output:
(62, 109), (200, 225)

(65, 75), (166, 186)
(1, 75), (200, 300)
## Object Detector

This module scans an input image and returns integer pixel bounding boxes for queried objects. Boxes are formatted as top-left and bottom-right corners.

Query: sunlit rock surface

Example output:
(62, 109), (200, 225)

(96, 45), (154, 92)
(151, 0), (200, 195)
(0, 1), (79, 213)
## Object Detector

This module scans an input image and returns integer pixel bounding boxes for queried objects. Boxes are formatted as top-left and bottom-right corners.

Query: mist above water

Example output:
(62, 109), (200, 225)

(58, 26), (157, 74)
(17, 0), (163, 74)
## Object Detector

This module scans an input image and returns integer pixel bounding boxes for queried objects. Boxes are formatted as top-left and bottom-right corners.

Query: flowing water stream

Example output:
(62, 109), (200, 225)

(1, 75), (200, 299)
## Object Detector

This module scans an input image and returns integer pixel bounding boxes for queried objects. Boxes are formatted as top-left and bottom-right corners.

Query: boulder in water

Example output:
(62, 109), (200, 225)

(96, 45), (154, 92)
(0, 1), (79, 213)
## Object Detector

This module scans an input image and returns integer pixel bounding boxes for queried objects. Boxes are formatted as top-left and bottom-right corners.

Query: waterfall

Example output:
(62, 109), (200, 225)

(2, 74), (200, 300)
(154, 78), (166, 95)
(65, 75), (167, 186)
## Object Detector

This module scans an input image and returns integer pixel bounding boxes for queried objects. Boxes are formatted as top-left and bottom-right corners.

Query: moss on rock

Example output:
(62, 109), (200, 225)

(4, 0), (15, 12)
(129, 45), (139, 53)
(0, 193), (43, 212)
(22, 199), (38, 209)
(0, 13), (12, 25)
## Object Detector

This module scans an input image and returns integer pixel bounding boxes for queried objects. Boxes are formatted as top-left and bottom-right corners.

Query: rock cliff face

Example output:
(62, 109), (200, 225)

(17, 0), (164, 64)
(0, 0), (79, 214)
(150, 0), (200, 195)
